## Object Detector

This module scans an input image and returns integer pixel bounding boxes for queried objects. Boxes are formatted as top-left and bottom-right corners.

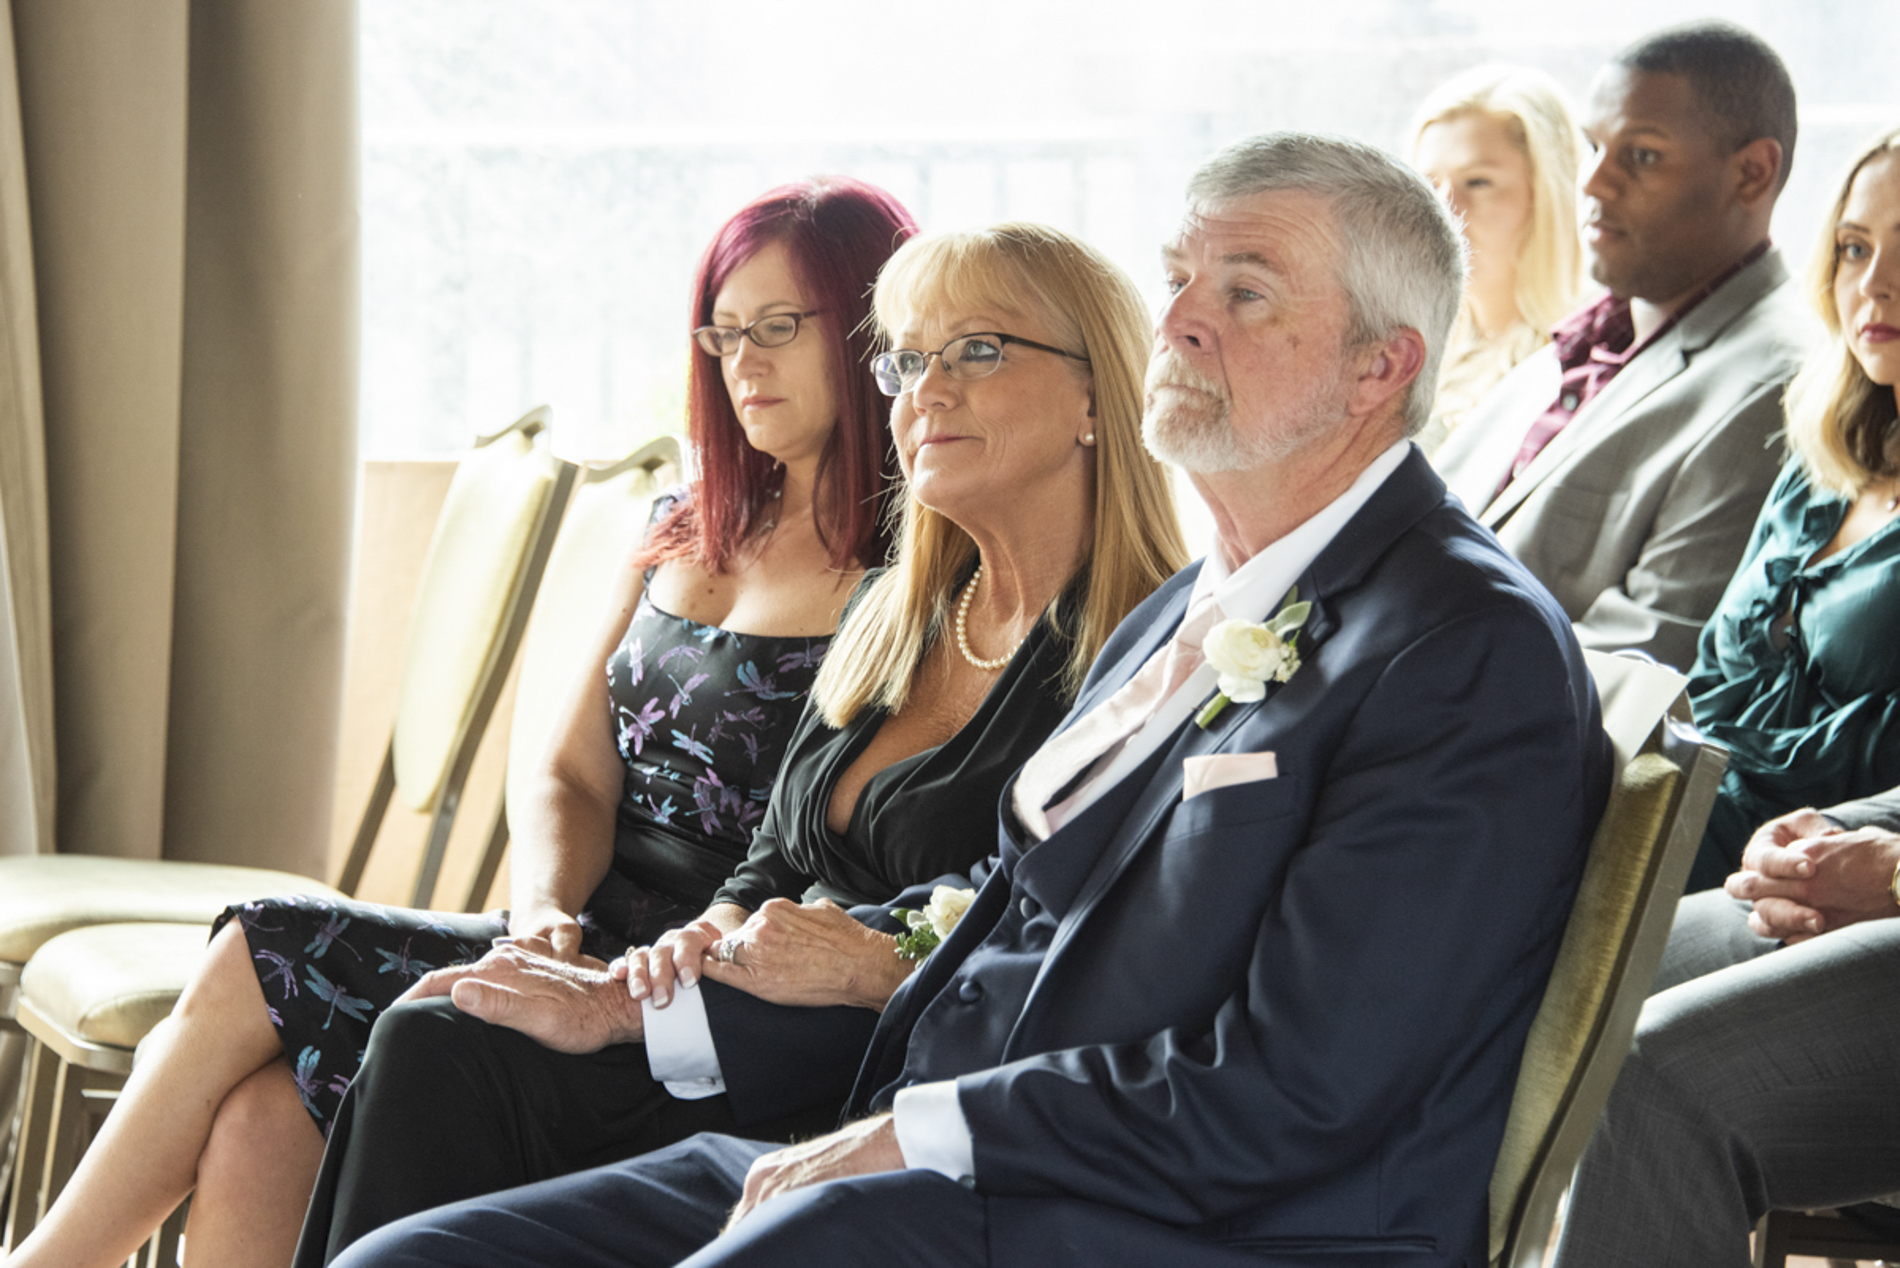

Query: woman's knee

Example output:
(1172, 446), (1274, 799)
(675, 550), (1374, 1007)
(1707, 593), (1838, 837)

(200, 1060), (320, 1183)
(174, 920), (264, 1017)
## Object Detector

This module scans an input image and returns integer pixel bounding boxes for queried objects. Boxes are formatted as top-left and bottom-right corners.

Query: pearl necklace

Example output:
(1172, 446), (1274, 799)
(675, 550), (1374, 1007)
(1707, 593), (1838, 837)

(954, 565), (1024, 672)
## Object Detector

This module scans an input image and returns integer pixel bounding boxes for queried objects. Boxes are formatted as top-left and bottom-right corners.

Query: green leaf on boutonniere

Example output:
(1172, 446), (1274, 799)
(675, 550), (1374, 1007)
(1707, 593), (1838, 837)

(890, 885), (977, 961)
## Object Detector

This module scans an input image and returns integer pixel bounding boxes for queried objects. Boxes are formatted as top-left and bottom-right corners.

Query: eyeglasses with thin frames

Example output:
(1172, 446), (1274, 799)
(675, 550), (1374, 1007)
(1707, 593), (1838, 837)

(692, 311), (821, 358)
(872, 332), (1089, 397)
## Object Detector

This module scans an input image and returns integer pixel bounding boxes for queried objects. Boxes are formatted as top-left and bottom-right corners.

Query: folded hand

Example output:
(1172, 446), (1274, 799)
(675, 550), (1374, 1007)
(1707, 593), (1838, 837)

(616, 917), (730, 1008)
(1727, 807), (1900, 941)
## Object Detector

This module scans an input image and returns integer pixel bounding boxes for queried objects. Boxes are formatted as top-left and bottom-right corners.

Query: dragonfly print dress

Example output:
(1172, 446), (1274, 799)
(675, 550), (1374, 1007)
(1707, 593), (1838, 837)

(215, 582), (829, 1133)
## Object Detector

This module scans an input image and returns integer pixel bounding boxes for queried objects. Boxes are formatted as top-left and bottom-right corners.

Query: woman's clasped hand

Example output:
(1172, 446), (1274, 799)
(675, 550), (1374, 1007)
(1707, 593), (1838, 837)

(614, 898), (908, 1011)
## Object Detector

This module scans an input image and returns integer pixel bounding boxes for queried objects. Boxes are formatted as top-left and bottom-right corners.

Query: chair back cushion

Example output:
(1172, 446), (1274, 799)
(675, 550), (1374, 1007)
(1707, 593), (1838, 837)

(1582, 650), (1688, 770)
(392, 424), (561, 811)
(503, 443), (678, 818)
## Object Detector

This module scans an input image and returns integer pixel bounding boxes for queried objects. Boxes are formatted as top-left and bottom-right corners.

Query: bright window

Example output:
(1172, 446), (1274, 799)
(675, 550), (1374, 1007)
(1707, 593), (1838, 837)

(361, 0), (1898, 470)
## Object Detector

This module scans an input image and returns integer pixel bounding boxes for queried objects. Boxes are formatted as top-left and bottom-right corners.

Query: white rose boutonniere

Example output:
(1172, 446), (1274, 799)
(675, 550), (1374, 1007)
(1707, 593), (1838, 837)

(1195, 586), (1313, 729)
(891, 884), (977, 961)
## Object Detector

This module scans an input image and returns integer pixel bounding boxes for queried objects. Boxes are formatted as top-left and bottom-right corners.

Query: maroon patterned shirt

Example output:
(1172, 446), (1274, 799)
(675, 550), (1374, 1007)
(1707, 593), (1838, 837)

(1500, 240), (1772, 498)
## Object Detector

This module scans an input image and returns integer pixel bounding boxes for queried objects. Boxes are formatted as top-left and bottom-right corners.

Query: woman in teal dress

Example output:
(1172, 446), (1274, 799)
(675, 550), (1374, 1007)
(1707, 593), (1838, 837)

(1684, 135), (1900, 892)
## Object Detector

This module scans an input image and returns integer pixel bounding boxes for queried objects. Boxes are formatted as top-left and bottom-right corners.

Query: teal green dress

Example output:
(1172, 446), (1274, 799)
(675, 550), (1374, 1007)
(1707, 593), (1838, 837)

(1686, 461), (1900, 891)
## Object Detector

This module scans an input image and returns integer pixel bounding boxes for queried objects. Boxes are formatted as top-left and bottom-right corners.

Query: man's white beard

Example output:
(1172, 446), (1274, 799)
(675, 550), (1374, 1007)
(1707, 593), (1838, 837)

(1142, 348), (1346, 473)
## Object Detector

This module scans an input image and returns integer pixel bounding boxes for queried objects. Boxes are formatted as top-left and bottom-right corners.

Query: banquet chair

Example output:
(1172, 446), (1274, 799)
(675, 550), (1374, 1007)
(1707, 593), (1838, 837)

(1487, 650), (1730, 1268)
(2, 408), (577, 1253)
(460, 434), (682, 911)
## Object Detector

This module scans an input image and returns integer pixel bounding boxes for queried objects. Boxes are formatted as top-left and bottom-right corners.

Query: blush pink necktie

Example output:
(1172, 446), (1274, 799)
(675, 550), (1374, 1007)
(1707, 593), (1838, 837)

(1012, 593), (1225, 839)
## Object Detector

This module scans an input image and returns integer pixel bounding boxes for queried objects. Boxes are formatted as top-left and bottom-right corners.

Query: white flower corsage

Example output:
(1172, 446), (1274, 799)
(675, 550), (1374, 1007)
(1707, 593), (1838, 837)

(1194, 586), (1313, 729)
(891, 885), (977, 961)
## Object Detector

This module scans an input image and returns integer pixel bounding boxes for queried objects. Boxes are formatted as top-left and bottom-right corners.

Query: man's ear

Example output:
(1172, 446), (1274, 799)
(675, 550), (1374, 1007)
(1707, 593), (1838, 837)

(1349, 328), (1426, 421)
(1732, 136), (1783, 209)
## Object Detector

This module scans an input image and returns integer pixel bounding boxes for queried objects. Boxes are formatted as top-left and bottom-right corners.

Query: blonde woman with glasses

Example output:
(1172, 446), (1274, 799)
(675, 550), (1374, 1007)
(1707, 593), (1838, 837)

(1409, 63), (1587, 455)
(284, 223), (1188, 1264)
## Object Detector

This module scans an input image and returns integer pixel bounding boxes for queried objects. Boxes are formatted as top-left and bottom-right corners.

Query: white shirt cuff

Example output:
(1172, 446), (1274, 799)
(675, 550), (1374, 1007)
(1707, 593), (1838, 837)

(893, 1080), (975, 1183)
(641, 980), (726, 1099)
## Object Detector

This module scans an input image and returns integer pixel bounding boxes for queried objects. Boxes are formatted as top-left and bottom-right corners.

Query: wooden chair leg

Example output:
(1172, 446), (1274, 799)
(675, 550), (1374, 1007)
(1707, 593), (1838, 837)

(3, 1034), (58, 1250)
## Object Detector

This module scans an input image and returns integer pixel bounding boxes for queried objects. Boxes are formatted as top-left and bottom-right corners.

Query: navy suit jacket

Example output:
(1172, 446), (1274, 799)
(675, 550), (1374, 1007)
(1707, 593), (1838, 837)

(713, 449), (1609, 1267)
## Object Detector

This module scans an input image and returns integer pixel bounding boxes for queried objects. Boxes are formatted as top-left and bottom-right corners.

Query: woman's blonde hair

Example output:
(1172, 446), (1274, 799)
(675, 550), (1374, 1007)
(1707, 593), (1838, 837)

(1784, 128), (1900, 497)
(1408, 63), (1586, 337)
(812, 222), (1187, 726)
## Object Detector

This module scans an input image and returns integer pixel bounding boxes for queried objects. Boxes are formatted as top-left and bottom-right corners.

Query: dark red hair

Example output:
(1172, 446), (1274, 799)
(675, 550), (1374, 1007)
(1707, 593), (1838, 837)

(638, 177), (916, 574)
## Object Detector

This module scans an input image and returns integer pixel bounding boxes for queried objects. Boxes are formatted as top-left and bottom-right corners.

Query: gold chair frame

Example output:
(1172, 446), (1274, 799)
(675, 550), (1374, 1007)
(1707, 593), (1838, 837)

(1489, 652), (1730, 1267)
(3, 408), (578, 1255)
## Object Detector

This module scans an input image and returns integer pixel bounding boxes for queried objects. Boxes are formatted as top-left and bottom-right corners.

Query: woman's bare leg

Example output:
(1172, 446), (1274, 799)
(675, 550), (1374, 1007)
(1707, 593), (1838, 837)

(181, 1058), (324, 1267)
(9, 920), (288, 1268)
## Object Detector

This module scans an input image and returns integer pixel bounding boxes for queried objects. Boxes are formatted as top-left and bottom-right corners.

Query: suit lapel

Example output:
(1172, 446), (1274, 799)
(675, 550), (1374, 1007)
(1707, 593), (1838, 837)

(1482, 249), (1791, 528)
(1482, 337), (1687, 526)
(1014, 451), (1445, 1022)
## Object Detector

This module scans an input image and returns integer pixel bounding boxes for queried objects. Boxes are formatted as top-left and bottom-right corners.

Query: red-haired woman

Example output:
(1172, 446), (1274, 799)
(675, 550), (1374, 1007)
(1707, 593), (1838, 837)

(11, 178), (915, 1268)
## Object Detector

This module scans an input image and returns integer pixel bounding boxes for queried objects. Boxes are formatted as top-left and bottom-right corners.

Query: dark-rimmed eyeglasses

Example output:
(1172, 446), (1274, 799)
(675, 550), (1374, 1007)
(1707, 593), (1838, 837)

(691, 311), (821, 358)
(871, 332), (1089, 397)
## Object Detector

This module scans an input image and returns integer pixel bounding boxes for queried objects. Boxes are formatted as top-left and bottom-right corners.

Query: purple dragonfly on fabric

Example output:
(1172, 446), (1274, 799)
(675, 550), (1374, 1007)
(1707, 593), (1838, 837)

(375, 938), (435, 980)
(254, 948), (299, 999)
(729, 661), (797, 701)
(302, 912), (360, 961)
(302, 964), (373, 1030)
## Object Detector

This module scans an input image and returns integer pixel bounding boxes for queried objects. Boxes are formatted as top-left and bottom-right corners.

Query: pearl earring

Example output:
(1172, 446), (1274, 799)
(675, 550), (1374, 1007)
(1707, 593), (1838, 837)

(1081, 432), (1096, 446)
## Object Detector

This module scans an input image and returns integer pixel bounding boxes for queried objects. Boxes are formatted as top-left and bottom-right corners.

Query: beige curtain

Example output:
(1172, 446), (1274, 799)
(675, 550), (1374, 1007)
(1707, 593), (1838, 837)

(0, 0), (357, 872)
(0, 0), (50, 861)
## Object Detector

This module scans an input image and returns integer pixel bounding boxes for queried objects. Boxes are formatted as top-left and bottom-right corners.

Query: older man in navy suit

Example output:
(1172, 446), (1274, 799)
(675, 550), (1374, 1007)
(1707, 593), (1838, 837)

(334, 133), (1612, 1268)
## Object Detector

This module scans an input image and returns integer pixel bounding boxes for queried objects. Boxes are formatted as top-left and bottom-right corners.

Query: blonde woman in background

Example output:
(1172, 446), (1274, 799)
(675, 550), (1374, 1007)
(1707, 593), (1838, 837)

(1409, 64), (1587, 455)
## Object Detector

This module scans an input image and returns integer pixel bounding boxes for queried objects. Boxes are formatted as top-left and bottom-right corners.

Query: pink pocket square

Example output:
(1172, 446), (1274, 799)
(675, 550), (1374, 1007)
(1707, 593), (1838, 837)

(1182, 751), (1278, 800)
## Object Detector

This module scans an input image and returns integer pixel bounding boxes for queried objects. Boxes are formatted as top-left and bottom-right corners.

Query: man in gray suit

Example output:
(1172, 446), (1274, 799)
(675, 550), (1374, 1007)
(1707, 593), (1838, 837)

(1551, 786), (1900, 1263)
(1432, 21), (1811, 670)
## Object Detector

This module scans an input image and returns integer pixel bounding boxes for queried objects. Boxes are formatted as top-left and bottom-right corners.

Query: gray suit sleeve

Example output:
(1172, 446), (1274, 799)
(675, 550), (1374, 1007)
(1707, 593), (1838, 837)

(1824, 787), (1900, 832)
(1570, 377), (1788, 670)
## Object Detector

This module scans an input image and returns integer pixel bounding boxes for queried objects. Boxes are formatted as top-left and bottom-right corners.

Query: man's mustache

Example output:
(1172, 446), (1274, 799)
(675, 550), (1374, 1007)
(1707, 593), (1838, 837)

(1145, 352), (1229, 405)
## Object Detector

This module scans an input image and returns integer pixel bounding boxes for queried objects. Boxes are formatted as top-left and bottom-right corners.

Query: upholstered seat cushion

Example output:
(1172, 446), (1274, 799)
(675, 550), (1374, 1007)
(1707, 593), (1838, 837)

(0, 855), (340, 963)
(20, 922), (211, 1049)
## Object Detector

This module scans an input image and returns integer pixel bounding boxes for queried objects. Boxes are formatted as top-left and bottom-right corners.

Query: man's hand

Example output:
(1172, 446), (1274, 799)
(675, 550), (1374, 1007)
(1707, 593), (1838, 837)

(726, 1114), (905, 1228)
(1726, 807), (1900, 941)
(699, 899), (914, 1011)
(397, 943), (641, 1052)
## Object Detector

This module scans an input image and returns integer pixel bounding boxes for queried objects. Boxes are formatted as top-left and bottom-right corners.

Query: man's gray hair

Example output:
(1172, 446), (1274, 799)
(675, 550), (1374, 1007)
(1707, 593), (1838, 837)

(1188, 132), (1467, 436)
